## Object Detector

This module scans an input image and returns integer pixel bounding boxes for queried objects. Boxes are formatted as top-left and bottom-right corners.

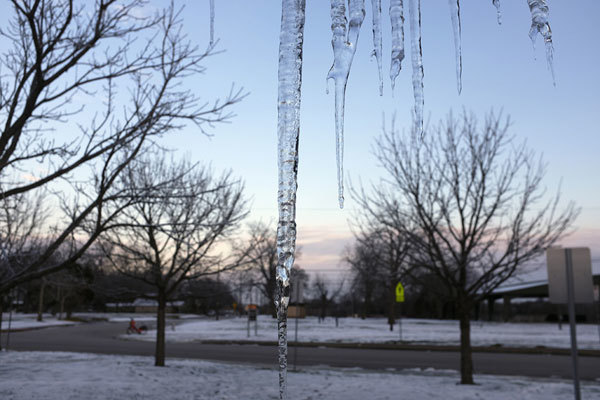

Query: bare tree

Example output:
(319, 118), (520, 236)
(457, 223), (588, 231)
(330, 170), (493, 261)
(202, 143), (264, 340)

(310, 273), (344, 323)
(243, 222), (302, 318)
(99, 155), (248, 366)
(46, 261), (94, 320)
(0, 1), (244, 294)
(347, 222), (412, 331)
(343, 239), (379, 319)
(0, 189), (48, 286)
(357, 112), (578, 384)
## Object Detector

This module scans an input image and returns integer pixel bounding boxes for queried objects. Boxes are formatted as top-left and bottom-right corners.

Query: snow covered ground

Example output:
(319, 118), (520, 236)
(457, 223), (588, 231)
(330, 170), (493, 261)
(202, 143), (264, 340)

(0, 313), (77, 331)
(0, 351), (598, 400)
(122, 315), (600, 350)
(0, 312), (199, 332)
(74, 312), (199, 322)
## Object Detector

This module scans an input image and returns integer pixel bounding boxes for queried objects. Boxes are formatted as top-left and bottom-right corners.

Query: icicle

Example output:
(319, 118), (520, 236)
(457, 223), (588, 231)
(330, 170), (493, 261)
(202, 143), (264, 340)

(327, 0), (365, 209)
(448, 0), (462, 94)
(389, 0), (405, 91)
(209, 0), (215, 46)
(492, 0), (502, 25)
(371, 0), (383, 96)
(408, 0), (424, 135)
(276, 1), (305, 399)
(527, 0), (555, 85)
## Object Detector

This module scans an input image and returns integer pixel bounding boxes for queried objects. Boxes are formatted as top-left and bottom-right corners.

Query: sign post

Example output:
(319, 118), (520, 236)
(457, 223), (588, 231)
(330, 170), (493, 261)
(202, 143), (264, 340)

(595, 285), (600, 345)
(291, 275), (304, 371)
(564, 249), (580, 400)
(396, 282), (405, 341)
(546, 247), (594, 400)
(246, 304), (258, 338)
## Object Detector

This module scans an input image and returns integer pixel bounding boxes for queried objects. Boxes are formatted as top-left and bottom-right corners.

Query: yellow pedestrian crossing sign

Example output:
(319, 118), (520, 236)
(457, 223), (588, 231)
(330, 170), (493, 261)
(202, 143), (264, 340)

(395, 282), (405, 303)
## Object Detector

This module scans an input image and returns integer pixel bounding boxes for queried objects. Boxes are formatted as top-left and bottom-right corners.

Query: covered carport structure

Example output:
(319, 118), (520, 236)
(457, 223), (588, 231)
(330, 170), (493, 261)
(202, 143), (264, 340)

(485, 274), (600, 322)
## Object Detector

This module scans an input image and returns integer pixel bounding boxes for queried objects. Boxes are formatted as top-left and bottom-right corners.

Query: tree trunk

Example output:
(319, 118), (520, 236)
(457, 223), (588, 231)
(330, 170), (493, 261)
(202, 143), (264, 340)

(37, 281), (45, 322)
(267, 282), (277, 318)
(155, 290), (167, 367)
(362, 284), (373, 319)
(59, 295), (66, 320)
(0, 299), (4, 351)
(320, 295), (327, 322)
(458, 302), (475, 384)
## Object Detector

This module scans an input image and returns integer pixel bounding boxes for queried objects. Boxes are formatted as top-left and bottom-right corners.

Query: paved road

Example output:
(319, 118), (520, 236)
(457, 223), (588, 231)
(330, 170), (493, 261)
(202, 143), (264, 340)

(5, 321), (600, 380)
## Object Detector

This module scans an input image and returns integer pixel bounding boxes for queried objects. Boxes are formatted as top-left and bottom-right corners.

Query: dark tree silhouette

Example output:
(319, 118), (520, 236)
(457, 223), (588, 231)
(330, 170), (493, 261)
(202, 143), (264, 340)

(310, 273), (344, 322)
(346, 223), (411, 331)
(0, 0), (244, 294)
(244, 222), (302, 318)
(98, 155), (248, 366)
(355, 112), (578, 384)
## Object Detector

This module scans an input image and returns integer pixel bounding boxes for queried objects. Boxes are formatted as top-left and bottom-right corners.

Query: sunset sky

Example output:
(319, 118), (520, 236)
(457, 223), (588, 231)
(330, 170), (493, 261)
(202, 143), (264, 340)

(3, 1), (599, 281)
(167, 1), (600, 280)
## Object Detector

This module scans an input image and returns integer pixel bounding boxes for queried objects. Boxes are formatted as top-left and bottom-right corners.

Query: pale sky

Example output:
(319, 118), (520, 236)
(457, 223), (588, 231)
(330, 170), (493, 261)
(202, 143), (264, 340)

(165, 1), (600, 280)
(3, 1), (600, 281)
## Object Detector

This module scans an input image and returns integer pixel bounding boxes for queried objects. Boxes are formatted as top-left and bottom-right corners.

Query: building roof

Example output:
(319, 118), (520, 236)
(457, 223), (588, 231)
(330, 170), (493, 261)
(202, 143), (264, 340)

(488, 273), (600, 299)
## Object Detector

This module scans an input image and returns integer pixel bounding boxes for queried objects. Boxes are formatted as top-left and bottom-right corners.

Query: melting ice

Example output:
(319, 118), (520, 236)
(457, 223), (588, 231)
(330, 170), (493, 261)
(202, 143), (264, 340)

(448, 0), (462, 94)
(327, 0), (366, 209)
(389, 0), (405, 91)
(527, 0), (555, 85)
(276, 0), (306, 398)
(371, 0), (383, 96)
(492, 0), (501, 25)
(408, 0), (424, 135)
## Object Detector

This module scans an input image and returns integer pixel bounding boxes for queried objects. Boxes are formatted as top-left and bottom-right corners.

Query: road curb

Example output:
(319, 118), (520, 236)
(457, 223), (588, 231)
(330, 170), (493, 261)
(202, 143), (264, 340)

(190, 339), (600, 357)
(0, 323), (78, 333)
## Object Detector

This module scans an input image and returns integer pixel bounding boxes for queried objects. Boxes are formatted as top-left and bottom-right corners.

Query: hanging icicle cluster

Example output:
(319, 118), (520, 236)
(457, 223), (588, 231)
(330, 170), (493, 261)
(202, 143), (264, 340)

(325, 0), (555, 206)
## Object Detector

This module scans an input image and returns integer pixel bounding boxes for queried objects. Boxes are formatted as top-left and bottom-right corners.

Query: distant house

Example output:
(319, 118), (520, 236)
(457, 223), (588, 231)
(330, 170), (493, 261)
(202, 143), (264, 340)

(106, 298), (184, 313)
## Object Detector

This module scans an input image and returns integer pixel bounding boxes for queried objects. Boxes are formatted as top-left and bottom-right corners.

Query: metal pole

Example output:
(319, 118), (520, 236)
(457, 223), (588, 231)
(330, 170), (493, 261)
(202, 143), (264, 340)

(594, 285), (600, 345)
(596, 298), (600, 345)
(557, 304), (562, 330)
(398, 303), (402, 342)
(565, 249), (581, 400)
(6, 291), (13, 351)
(293, 316), (299, 371)
(255, 317), (258, 336)
(247, 315), (250, 338)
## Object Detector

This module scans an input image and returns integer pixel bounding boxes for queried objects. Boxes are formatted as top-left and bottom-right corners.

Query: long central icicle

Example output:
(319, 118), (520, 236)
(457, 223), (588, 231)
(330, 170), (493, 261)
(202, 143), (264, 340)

(276, 1), (305, 399)
(327, 0), (365, 209)
(408, 0), (424, 136)
(448, 0), (462, 94)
